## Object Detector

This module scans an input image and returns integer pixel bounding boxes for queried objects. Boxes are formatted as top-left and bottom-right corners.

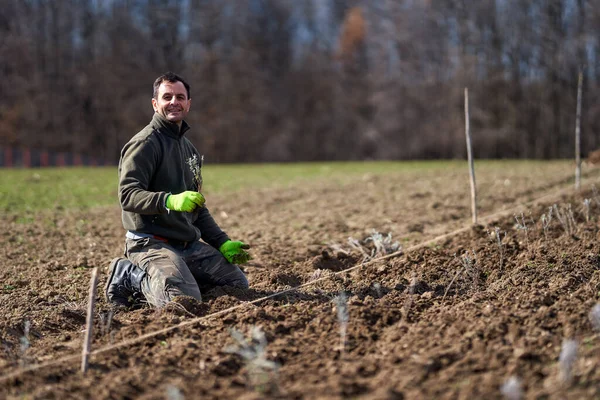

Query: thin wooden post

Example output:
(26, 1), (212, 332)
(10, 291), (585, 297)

(464, 88), (477, 224)
(82, 267), (98, 374)
(575, 70), (583, 191)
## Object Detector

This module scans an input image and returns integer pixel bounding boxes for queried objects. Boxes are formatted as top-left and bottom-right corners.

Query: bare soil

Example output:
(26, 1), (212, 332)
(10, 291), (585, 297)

(2, 164), (600, 399)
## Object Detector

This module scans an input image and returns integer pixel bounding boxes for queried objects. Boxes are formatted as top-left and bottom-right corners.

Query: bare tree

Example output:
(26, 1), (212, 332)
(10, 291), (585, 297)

(0, 0), (599, 164)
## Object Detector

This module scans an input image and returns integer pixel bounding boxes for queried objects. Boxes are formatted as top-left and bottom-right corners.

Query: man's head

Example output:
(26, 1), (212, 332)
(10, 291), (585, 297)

(152, 72), (192, 126)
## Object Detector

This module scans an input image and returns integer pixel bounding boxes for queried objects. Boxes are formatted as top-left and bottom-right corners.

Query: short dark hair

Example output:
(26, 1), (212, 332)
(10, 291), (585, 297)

(153, 72), (191, 99)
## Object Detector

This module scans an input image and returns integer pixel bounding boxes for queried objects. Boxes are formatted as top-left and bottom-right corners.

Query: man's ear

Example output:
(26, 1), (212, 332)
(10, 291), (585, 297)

(151, 98), (158, 112)
(187, 98), (192, 112)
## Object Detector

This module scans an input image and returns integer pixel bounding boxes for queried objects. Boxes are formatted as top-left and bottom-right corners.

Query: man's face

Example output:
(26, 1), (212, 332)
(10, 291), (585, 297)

(152, 81), (191, 125)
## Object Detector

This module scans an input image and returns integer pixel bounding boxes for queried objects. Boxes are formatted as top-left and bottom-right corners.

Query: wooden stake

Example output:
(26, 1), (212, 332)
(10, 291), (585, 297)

(575, 69), (583, 191)
(82, 267), (98, 374)
(464, 87), (477, 224)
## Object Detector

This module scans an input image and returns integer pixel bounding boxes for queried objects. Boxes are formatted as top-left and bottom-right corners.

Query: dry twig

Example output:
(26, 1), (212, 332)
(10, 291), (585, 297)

(81, 268), (98, 374)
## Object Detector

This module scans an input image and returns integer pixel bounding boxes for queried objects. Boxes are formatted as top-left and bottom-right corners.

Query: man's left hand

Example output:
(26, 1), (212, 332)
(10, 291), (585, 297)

(219, 240), (251, 264)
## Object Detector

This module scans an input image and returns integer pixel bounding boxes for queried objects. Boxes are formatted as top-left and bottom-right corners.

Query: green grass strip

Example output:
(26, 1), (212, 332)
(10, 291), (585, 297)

(0, 160), (571, 215)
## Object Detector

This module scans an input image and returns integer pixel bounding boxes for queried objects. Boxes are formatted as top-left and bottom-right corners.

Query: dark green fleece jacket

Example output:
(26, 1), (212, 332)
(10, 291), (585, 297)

(118, 113), (229, 248)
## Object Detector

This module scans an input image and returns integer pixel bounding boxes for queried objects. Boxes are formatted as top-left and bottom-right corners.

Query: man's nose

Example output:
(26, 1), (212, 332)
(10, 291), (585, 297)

(170, 97), (179, 105)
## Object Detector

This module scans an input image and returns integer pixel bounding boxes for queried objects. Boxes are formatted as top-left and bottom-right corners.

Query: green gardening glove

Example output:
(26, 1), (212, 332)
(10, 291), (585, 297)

(166, 191), (205, 212)
(219, 240), (251, 264)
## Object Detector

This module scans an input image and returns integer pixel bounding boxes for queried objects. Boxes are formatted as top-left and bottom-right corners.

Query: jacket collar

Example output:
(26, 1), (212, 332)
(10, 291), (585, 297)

(151, 113), (190, 139)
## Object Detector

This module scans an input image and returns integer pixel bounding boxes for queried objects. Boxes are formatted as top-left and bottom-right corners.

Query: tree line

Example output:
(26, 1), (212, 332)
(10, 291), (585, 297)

(0, 0), (599, 163)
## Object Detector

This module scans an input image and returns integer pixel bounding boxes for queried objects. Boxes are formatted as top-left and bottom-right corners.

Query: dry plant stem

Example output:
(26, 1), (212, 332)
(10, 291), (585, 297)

(589, 304), (600, 331)
(348, 237), (370, 262)
(335, 292), (349, 356)
(568, 205), (577, 232)
(541, 207), (553, 240)
(403, 273), (417, 317)
(199, 155), (204, 192)
(494, 227), (505, 272)
(463, 251), (478, 287)
(100, 310), (113, 337)
(583, 199), (591, 223)
(81, 267), (98, 374)
(515, 212), (529, 247)
(558, 339), (578, 385)
(442, 267), (464, 303)
(501, 376), (523, 400)
(553, 204), (576, 235)
(225, 326), (278, 389)
(464, 87), (478, 224)
(19, 321), (31, 367)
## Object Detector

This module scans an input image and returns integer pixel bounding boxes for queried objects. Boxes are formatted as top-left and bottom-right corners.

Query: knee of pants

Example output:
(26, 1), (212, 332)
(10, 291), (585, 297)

(142, 255), (202, 305)
(143, 274), (202, 306)
(164, 275), (203, 300)
(233, 276), (250, 289)
(230, 272), (249, 289)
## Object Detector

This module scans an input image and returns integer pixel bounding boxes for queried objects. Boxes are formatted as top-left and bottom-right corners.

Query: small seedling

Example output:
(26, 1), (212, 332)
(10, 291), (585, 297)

(100, 310), (114, 338)
(442, 251), (478, 302)
(365, 230), (401, 257)
(553, 203), (577, 236)
(3, 284), (16, 292)
(186, 154), (203, 191)
(342, 230), (401, 262)
(589, 304), (600, 331)
(334, 292), (349, 354)
(347, 237), (371, 262)
(226, 326), (279, 391)
(329, 243), (349, 256)
(373, 282), (382, 298)
(20, 320), (31, 366)
(442, 260), (462, 302)
(514, 212), (529, 247)
(566, 204), (577, 231)
(583, 198), (592, 223)
(500, 376), (522, 400)
(166, 385), (184, 400)
(403, 272), (418, 316)
(540, 206), (553, 240)
(308, 269), (324, 282)
(461, 250), (479, 287)
(558, 339), (578, 385)
(490, 227), (506, 271)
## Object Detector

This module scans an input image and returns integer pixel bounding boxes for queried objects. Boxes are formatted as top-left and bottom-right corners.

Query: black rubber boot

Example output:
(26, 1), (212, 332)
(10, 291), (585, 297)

(105, 258), (146, 307)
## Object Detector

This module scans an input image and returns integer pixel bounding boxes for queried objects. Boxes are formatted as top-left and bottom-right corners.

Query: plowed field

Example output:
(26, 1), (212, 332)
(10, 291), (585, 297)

(2, 162), (600, 399)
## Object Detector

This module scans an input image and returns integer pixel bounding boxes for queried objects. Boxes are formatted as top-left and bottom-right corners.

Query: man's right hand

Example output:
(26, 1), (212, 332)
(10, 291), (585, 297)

(166, 191), (205, 212)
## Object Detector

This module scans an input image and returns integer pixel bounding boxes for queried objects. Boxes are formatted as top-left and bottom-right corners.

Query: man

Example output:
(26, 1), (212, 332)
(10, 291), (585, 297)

(105, 71), (250, 309)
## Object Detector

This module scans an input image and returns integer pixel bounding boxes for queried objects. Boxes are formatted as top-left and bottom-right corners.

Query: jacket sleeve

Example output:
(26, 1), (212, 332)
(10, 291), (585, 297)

(118, 138), (169, 215)
(193, 207), (230, 249)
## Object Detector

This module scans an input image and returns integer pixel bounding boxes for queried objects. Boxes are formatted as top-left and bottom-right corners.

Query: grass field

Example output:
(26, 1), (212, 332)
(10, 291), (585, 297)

(0, 160), (574, 214)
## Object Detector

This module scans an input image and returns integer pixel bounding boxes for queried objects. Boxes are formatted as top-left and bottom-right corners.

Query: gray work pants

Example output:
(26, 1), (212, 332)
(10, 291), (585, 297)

(125, 237), (248, 307)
